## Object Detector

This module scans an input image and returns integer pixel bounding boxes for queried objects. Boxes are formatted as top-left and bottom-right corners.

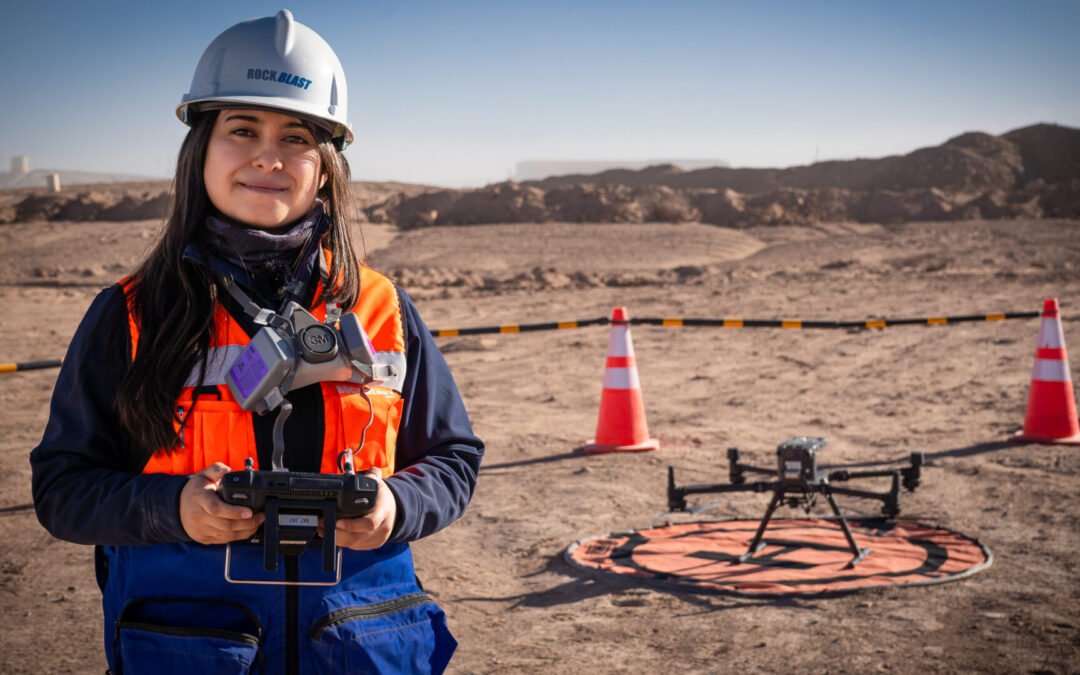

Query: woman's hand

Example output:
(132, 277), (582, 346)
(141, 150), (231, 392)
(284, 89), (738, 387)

(332, 469), (397, 551)
(179, 462), (264, 544)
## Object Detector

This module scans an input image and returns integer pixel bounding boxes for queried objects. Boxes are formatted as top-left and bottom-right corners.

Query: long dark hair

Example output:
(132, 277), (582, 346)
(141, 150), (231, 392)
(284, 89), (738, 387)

(117, 109), (363, 457)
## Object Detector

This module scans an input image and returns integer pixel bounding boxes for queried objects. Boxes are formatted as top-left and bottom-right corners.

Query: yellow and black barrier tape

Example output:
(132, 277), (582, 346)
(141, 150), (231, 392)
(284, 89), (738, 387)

(627, 311), (1039, 330)
(0, 310), (1050, 374)
(0, 359), (62, 374)
(432, 310), (1040, 336)
(432, 317), (609, 338)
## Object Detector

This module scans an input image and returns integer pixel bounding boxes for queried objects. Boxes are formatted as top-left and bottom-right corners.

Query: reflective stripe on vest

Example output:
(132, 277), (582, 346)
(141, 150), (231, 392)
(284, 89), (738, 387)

(124, 265), (406, 477)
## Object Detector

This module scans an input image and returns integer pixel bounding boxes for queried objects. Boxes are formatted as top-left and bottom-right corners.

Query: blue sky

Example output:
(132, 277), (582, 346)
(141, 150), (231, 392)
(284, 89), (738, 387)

(2, 1), (1077, 187)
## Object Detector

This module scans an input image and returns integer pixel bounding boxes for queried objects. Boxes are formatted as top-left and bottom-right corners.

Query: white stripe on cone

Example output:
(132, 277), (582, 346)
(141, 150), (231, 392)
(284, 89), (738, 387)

(1032, 359), (1072, 382)
(603, 367), (640, 390)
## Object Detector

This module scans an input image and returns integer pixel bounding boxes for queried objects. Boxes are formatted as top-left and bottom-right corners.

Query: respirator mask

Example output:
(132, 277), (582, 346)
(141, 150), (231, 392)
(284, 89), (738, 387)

(217, 273), (396, 471)
(225, 297), (393, 415)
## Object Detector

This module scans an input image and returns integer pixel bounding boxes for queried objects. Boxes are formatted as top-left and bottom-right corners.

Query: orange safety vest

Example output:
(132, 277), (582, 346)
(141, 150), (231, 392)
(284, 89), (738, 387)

(124, 265), (406, 477)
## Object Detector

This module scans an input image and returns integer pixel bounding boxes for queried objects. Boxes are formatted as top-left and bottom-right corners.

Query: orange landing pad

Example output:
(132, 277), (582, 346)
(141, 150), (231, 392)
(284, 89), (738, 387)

(564, 518), (991, 596)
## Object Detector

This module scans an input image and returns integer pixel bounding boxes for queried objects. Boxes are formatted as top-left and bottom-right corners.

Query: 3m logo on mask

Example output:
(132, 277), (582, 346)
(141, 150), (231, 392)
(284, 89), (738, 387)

(246, 68), (313, 90)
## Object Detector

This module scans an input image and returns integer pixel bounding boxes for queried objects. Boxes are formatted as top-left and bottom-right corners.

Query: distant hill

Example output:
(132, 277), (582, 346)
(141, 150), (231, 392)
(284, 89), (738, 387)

(369, 123), (1080, 227)
(521, 123), (1080, 195)
(513, 159), (730, 182)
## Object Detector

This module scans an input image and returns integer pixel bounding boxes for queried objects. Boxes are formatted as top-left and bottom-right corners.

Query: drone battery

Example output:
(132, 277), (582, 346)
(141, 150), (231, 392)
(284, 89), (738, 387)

(777, 436), (826, 485)
(225, 327), (294, 412)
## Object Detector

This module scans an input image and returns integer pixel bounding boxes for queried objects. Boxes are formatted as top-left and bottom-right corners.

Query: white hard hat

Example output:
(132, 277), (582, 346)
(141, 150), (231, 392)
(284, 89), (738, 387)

(177, 9), (353, 149)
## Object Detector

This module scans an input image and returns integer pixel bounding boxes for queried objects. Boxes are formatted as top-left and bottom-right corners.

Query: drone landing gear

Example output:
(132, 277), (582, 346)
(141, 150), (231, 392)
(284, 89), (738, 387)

(735, 489), (870, 568)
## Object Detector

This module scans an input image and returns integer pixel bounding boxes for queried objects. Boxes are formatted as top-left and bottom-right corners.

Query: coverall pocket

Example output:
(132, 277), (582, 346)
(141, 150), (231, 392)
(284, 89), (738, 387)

(113, 597), (263, 674)
(310, 589), (457, 674)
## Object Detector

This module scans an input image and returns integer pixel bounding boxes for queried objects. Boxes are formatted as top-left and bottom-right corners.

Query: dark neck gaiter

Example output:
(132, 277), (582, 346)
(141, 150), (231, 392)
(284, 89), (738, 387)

(203, 204), (324, 267)
(202, 204), (325, 307)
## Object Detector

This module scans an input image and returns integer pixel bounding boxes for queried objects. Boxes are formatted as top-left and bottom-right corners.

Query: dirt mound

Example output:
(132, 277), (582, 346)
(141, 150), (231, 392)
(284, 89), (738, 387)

(381, 183), (705, 228)
(374, 181), (1069, 228)
(1038, 178), (1080, 218)
(860, 145), (1017, 193)
(10, 189), (169, 223)
(741, 188), (851, 226)
(541, 184), (640, 223)
(544, 184), (700, 223)
(1003, 123), (1080, 183)
(691, 188), (748, 225)
(944, 131), (1024, 173)
(101, 193), (171, 221)
(1, 180), (438, 225)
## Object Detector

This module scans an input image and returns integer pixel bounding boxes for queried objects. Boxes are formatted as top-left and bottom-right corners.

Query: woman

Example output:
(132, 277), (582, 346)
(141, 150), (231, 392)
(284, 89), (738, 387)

(30, 10), (482, 673)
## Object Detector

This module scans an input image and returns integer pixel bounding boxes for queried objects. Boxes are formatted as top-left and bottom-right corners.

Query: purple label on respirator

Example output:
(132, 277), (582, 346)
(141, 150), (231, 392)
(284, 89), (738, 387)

(230, 344), (268, 400)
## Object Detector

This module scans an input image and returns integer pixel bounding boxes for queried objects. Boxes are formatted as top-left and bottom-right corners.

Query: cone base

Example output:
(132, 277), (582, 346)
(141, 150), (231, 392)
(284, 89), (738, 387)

(582, 438), (660, 455)
(1010, 431), (1080, 446)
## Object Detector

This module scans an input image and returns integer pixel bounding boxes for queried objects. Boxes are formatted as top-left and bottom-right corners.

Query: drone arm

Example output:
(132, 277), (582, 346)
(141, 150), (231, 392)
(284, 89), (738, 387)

(737, 464), (777, 477)
(828, 452), (923, 491)
(824, 484), (893, 501)
(828, 469), (898, 481)
(825, 472), (903, 518)
(677, 481), (774, 496)
(668, 465), (777, 511)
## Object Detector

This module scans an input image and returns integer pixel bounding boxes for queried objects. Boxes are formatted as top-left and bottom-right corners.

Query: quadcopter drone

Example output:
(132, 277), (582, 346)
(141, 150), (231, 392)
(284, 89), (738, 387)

(666, 436), (924, 568)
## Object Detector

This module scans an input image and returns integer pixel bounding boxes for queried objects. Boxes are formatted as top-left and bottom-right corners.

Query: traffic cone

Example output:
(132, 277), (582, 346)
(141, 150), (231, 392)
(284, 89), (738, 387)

(583, 307), (659, 455)
(1012, 298), (1080, 445)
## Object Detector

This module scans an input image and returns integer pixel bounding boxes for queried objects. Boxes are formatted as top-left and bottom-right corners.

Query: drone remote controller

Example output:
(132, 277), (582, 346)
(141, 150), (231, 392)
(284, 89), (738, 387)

(219, 458), (379, 584)
(220, 464), (378, 518)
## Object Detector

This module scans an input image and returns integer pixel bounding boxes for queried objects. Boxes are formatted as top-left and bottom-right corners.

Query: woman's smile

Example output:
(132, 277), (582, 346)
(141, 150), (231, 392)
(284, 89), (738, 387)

(238, 181), (288, 193)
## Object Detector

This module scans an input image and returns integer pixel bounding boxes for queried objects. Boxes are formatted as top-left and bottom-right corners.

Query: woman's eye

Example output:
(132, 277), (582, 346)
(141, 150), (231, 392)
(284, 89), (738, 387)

(229, 127), (255, 137)
(284, 135), (311, 145)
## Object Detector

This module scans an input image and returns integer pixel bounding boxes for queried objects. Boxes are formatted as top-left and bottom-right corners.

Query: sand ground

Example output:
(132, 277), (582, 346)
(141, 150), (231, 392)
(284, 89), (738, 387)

(1, 216), (1078, 673)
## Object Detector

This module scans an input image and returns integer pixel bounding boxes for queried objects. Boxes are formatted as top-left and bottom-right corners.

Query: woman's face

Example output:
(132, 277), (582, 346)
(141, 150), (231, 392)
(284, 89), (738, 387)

(203, 108), (326, 229)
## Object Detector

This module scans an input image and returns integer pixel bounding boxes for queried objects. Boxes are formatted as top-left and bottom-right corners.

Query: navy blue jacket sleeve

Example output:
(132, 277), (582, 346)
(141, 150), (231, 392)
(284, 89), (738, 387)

(29, 286), (191, 546)
(384, 290), (484, 543)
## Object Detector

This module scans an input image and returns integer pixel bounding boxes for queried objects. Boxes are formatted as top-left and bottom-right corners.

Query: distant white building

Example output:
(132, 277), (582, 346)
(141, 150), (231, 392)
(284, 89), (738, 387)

(513, 158), (729, 182)
(0, 167), (159, 190)
(11, 155), (29, 173)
